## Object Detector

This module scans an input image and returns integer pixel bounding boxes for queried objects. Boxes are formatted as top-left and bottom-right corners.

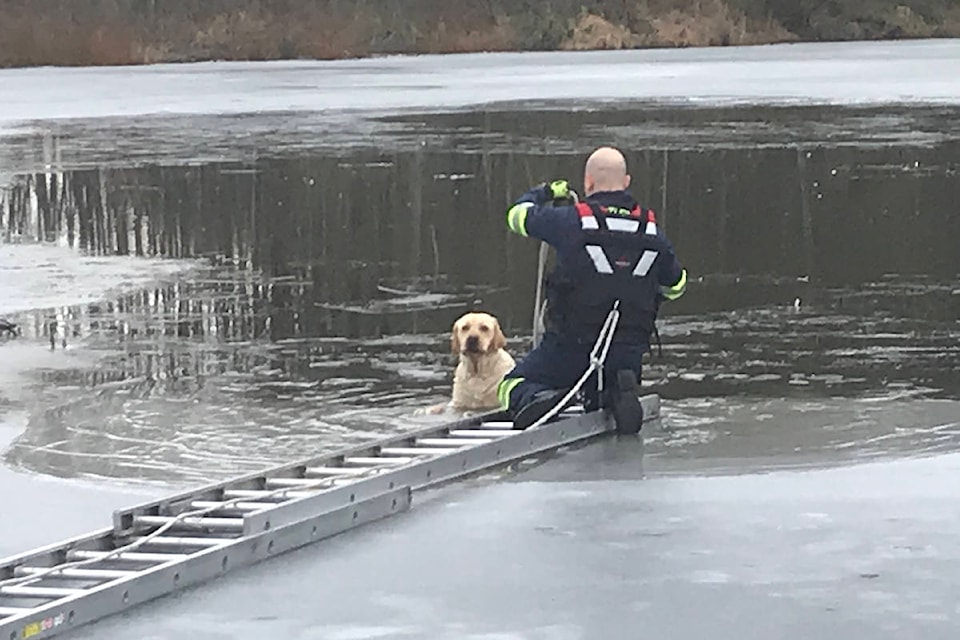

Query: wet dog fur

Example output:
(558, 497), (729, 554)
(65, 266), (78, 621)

(423, 311), (516, 415)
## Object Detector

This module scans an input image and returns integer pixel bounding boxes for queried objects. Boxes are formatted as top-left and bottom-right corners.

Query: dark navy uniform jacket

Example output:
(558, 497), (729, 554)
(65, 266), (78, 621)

(507, 185), (687, 348)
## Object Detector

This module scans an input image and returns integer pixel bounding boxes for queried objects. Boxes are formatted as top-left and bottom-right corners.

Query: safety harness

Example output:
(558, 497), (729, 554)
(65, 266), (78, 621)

(575, 201), (664, 357)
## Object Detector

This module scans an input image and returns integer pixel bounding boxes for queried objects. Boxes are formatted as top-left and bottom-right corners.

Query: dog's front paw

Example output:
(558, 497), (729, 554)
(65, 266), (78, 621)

(414, 403), (449, 417)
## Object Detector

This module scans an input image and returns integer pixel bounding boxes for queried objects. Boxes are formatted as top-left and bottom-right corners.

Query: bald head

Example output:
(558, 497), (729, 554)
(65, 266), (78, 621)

(583, 146), (630, 196)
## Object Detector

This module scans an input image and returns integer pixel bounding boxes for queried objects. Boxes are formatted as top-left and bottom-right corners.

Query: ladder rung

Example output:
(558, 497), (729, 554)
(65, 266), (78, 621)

(222, 489), (316, 500)
(344, 456), (412, 465)
(380, 447), (454, 456)
(0, 606), (31, 616)
(265, 476), (375, 491)
(134, 515), (244, 531)
(147, 536), (235, 547)
(189, 500), (276, 511)
(0, 585), (87, 598)
(479, 421), (515, 429)
(68, 550), (190, 563)
(15, 567), (136, 580)
(264, 478), (330, 488)
(449, 429), (516, 438)
(305, 466), (376, 476)
(416, 438), (489, 447)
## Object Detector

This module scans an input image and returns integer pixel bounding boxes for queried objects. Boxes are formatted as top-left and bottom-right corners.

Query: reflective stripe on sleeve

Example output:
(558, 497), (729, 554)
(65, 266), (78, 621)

(497, 377), (524, 409)
(662, 268), (688, 300)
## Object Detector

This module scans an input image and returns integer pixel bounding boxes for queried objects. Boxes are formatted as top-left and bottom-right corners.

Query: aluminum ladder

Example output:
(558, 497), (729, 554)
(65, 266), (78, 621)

(0, 395), (660, 640)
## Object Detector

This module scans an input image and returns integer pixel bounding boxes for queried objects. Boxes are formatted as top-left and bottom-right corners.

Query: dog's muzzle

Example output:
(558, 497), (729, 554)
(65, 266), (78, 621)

(464, 335), (481, 353)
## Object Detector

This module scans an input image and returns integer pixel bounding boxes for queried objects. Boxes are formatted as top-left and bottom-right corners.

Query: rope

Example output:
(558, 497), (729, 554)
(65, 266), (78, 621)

(531, 241), (549, 348)
(525, 301), (621, 431)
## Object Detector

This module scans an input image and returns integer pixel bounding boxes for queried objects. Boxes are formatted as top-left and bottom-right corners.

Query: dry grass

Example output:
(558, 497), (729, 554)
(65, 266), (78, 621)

(943, 6), (960, 35)
(418, 19), (517, 54)
(0, 7), (378, 66)
(404, 5), (517, 54)
(181, 9), (375, 61)
(188, 12), (275, 59)
(887, 3), (960, 37)
(0, 12), (143, 67)
(296, 12), (376, 60)
(647, 0), (796, 46)
(563, 14), (646, 50)
(562, 1), (796, 51)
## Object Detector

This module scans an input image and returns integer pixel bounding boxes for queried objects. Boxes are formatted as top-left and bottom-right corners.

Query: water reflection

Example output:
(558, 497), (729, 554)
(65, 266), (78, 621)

(0, 104), (958, 482)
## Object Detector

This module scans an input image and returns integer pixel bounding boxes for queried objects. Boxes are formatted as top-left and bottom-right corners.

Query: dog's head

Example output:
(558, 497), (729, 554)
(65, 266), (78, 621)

(450, 312), (507, 357)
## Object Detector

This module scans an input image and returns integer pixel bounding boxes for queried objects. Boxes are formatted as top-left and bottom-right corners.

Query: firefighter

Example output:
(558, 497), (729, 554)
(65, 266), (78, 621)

(497, 146), (687, 431)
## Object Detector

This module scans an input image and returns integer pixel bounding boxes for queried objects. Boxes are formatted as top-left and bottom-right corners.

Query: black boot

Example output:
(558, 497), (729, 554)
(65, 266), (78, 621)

(512, 389), (569, 430)
(607, 370), (643, 435)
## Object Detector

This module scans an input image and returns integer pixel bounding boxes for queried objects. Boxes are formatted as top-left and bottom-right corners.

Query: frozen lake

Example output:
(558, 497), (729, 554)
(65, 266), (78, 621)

(1, 38), (959, 637)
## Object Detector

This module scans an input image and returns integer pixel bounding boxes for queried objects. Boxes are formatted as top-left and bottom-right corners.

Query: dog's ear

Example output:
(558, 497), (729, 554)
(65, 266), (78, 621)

(492, 321), (507, 352)
(450, 321), (461, 354)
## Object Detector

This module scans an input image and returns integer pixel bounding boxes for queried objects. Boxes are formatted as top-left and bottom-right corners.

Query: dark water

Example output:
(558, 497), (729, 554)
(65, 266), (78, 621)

(1, 104), (958, 484)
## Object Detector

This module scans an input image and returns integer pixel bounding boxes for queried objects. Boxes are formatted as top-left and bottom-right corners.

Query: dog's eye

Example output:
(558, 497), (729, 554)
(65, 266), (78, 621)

(461, 323), (471, 331)
(480, 325), (490, 332)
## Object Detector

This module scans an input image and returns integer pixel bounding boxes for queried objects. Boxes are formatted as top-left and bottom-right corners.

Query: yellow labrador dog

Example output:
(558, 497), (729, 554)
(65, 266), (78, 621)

(424, 311), (516, 414)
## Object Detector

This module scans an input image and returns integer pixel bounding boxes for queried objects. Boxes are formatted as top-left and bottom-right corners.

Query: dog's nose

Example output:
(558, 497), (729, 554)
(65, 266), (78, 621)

(465, 335), (480, 352)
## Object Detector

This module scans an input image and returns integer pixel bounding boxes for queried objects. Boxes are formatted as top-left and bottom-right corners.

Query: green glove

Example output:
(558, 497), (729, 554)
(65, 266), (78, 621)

(547, 180), (570, 200)
(548, 179), (570, 200)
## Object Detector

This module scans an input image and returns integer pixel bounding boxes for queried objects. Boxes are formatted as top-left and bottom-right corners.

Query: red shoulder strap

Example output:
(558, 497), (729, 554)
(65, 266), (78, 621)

(575, 202), (593, 218)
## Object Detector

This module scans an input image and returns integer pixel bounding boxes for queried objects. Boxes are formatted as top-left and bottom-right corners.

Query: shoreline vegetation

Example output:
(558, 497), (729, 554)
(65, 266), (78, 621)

(2, 0), (960, 68)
